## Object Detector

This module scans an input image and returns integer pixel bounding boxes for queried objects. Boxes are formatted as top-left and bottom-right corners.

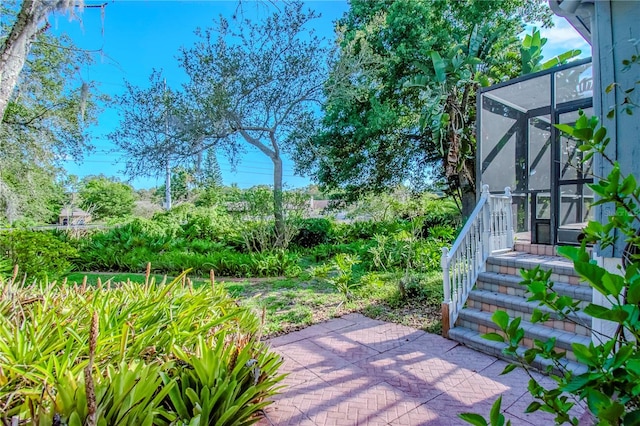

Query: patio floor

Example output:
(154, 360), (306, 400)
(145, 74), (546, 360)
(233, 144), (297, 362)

(257, 313), (588, 425)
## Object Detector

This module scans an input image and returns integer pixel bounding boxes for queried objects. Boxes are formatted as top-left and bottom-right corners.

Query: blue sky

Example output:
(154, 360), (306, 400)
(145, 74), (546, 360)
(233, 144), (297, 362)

(53, 1), (590, 190)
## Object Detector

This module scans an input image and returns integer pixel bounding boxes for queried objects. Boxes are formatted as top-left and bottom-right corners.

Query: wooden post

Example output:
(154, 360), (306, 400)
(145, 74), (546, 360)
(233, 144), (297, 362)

(441, 302), (450, 338)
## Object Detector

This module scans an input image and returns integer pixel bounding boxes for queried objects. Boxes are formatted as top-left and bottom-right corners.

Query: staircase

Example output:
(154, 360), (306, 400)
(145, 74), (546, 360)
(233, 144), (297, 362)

(447, 242), (592, 374)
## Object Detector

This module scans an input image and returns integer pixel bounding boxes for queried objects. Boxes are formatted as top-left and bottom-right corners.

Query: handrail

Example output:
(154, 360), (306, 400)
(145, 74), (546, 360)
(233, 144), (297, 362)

(441, 185), (513, 337)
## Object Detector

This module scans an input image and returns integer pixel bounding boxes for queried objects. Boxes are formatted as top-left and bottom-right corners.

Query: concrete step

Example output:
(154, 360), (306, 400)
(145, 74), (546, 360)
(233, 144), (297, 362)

(486, 251), (588, 287)
(446, 248), (594, 376)
(448, 325), (588, 376)
(456, 307), (591, 362)
(476, 271), (593, 304)
(513, 242), (559, 256)
(513, 241), (592, 257)
(466, 289), (592, 336)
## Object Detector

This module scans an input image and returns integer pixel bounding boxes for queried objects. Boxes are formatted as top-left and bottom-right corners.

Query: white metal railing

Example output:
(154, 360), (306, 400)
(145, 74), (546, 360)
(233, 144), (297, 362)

(440, 185), (514, 336)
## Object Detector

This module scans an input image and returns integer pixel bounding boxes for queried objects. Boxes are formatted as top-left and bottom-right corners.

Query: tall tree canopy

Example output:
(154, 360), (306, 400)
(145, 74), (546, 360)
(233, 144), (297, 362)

(109, 71), (213, 179)
(112, 1), (329, 246)
(0, 0), (80, 121)
(295, 0), (551, 214)
(78, 176), (135, 220)
(180, 1), (328, 246)
(0, 4), (100, 224)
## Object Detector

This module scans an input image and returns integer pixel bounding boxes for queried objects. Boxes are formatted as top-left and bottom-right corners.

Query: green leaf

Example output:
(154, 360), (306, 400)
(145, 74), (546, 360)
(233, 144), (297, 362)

(459, 413), (488, 426)
(623, 410), (640, 425)
(573, 262), (608, 295)
(608, 344), (633, 369)
(628, 280), (640, 304)
(68, 412), (83, 426)
(530, 309), (544, 323)
(584, 303), (613, 319)
(492, 311), (509, 331)
(571, 343), (597, 366)
(598, 401), (625, 424)
(524, 401), (541, 413)
(554, 123), (575, 137)
(500, 364), (517, 375)
(620, 174), (637, 195)
(477, 75), (490, 87)
(562, 373), (593, 393)
(490, 395), (503, 421)
(430, 51), (447, 84)
(483, 332), (505, 343)
(601, 273), (624, 298)
(557, 245), (589, 263)
(593, 127), (607, 144)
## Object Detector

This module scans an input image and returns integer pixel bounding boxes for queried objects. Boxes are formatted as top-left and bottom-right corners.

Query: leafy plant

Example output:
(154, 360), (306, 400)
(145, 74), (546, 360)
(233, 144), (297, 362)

(0, 270), (284, 424)
(291, 218), (334, 248)
(162, 336), (283, 425)
(327, 253), (361, 300)
(520, 28), (581, 75)
(0, 230), (78, 281)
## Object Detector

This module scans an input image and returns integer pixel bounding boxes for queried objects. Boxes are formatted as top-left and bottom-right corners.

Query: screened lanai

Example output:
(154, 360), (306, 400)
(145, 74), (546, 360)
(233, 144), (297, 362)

(477, 58), (593, 245)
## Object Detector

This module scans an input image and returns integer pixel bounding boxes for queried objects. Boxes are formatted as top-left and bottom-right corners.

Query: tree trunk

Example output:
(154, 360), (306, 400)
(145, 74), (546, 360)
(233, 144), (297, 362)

(0, 0), (72, 122)
(272, 155), (285, 248)
(460, 183), (476, 218)
(459, 158), (476, 217)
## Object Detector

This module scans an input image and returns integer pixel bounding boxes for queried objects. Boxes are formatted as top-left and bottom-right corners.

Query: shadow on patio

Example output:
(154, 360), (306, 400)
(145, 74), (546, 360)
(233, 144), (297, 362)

(257, 313), (586, 426)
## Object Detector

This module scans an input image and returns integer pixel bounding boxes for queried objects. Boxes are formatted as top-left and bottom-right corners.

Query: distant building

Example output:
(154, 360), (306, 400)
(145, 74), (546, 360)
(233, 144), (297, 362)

(58, 207), (91, 226)
(309, 198), (330, 212)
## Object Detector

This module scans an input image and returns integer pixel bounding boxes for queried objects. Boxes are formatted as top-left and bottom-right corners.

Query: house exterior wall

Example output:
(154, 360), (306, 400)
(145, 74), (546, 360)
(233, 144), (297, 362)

(592, 0), (640, 258)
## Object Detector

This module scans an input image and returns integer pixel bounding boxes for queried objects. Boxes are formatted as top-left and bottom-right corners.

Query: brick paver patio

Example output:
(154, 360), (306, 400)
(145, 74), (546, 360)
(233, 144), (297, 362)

(258, 313), (588, 425)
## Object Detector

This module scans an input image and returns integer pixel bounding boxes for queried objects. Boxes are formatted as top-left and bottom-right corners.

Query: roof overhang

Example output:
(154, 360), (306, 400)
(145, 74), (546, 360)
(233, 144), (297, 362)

(548, 0), (593, 45)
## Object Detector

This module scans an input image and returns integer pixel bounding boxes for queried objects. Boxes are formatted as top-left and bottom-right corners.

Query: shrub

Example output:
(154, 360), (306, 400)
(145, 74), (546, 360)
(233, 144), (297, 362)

(416, 194), (461, 229)
(0, 271), (284, 423)
(0, 230), (77, 281)
(367, 223), (456, 273)
(291, 218), (334, 248)
(308, 241), (374, 264)
(181, 207), (236, 242)
(75, 222), (183, 272)
(327, 253), (362, 300)
(232, 220), (279, 253)
(332, 220), (402, 243)
(251, 250), (302, 277)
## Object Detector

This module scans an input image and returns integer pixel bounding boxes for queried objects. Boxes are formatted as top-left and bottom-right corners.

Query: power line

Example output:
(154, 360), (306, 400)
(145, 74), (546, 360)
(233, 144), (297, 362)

(76, 159), (298, 174)
(75, 161), (301, 178)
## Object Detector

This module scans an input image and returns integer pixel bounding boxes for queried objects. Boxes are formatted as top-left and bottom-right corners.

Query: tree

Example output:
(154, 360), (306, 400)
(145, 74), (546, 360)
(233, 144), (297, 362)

(1, 5), (100, 224)
(0, 0), (79, 121)
(154, 166), (196, 204)
(192, 149), (224, 207)
(178, 1), (328, 247)
(295, 0), (551, 215)
(108, 71), (213, 180)
(196, 148), (223, 189)
(78, 176), (135, 220)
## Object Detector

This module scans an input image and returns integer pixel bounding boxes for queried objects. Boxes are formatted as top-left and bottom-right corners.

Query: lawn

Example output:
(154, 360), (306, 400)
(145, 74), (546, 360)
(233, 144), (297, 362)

(65, 271), (444, 336)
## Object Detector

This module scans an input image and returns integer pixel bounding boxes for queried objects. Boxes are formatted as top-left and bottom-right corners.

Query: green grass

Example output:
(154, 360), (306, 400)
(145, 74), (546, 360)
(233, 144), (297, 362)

(65, 272), (170, 285)
(65, 270), (444, 337)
